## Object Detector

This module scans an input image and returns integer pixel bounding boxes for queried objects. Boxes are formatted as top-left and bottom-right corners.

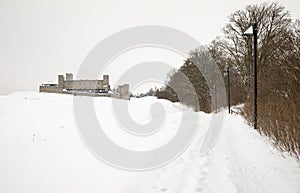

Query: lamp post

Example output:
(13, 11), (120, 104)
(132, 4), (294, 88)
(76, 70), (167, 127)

(224, 66), (230, 114)
(243, 23), (258, 130)
(214, 84), (217, 113)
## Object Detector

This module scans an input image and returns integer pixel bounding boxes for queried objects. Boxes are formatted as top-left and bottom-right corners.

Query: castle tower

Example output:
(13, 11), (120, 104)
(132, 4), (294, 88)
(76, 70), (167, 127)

(119, 84), (129, 100)
(103, 75), (109, 86)
(66, 73), (73, 81)
(103, 75), (109, 91)
(58, 75), (64, 87)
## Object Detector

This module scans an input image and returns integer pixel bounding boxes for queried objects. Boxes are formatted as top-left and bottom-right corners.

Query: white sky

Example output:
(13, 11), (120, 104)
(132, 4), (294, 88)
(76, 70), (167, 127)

(0, 0), (299, 94)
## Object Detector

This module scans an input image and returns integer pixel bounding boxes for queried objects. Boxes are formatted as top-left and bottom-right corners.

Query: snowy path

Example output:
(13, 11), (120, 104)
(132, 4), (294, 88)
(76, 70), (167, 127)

(0, 92), (300, 193)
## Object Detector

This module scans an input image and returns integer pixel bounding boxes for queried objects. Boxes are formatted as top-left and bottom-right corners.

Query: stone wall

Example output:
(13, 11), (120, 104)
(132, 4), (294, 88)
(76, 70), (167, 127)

(39, 85), (63, 93)
(63, 80), (103, 90)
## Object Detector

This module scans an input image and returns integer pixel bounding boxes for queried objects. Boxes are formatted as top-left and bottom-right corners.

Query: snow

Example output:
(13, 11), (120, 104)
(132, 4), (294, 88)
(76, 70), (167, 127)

(0, 92), (299, 193)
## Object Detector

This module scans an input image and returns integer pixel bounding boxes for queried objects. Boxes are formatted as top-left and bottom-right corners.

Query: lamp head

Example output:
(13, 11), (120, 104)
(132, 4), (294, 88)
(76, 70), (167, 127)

(243, 25), (253, 36)
(224, 66), (229, 75)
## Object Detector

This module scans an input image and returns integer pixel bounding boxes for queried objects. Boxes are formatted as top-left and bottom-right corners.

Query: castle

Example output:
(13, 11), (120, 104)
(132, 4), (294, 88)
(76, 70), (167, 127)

(39, 73), (129, 100)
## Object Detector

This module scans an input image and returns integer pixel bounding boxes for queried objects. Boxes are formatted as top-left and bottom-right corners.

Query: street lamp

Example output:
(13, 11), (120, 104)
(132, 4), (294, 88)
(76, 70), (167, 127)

(243, 23), (258, 130)
(224, 66), (230, 114)
(213, 84), (217, 113)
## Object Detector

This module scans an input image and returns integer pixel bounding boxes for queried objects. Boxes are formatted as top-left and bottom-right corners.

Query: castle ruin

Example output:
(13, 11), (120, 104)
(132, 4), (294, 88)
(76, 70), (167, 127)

(39, 73), (129, 100)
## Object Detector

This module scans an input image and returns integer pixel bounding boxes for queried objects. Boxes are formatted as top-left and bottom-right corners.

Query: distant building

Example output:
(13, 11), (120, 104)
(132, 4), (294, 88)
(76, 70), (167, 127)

(39, 73), (129, 100)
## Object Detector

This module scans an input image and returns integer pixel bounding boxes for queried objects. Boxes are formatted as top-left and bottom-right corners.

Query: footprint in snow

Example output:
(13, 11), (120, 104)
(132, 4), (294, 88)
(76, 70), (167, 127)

(160, 187), (168, 192)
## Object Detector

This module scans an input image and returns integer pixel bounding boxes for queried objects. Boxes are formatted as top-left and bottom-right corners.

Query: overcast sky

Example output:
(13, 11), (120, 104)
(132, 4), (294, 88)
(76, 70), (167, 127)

(0, 0), (299, 95)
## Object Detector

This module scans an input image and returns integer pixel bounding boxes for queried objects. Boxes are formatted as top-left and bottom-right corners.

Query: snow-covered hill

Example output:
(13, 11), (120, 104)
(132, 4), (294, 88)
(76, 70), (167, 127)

(0, 92), (299, 193)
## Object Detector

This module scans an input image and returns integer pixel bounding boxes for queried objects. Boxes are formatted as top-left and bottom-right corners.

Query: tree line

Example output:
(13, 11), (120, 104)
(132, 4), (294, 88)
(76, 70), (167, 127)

(155, 2), (300, 157)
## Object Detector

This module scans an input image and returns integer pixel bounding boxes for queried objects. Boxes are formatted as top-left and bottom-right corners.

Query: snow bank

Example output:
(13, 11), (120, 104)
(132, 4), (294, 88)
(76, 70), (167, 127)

(0, 92), (299, 193)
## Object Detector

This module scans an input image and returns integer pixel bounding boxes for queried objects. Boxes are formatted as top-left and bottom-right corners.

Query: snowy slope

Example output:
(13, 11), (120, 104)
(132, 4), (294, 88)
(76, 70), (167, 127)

(0, 92), (299, 193)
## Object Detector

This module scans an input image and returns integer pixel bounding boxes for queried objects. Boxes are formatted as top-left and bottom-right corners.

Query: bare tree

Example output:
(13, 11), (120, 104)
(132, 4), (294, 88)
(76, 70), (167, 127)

(209, 2), (292, 96)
